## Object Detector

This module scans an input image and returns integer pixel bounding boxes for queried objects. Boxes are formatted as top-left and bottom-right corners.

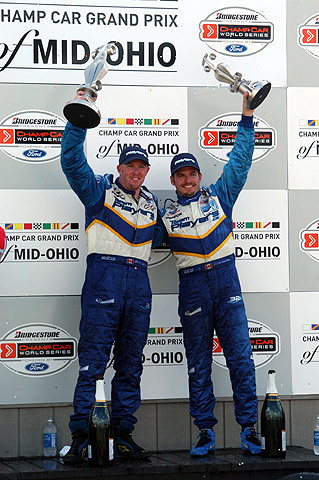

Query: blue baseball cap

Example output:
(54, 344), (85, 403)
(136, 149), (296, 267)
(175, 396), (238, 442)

(170, 153), (200, 175)
(119, 146), (150, 166)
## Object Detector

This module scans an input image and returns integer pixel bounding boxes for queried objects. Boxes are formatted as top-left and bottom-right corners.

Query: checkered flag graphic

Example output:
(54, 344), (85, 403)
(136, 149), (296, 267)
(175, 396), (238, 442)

(237, 222), (245, 229)
(135, 119), (143, 125)
(33, 223), (42, 230)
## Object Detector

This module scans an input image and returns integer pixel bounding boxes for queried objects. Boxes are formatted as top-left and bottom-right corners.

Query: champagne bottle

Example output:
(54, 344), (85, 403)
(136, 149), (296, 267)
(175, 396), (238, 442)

(88, 376), (114, 467)
(261, 369), (286, 458)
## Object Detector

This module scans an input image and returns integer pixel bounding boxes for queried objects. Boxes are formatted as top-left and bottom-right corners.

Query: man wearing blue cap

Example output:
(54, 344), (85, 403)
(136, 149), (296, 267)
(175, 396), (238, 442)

(61, 94), (160, 463)
(161, 92), (261, 456)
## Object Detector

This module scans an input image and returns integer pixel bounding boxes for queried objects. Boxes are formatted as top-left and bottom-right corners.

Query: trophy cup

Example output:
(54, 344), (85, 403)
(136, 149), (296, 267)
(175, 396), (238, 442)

(202, 53), (271, 110)
(63, 42), (117, 129)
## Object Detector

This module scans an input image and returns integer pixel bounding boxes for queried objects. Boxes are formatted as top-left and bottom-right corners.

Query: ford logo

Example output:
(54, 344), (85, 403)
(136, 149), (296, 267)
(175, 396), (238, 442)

(25, 363), (49, 372)
(22, 149), (47, 158)
(225, 44), (247, 53)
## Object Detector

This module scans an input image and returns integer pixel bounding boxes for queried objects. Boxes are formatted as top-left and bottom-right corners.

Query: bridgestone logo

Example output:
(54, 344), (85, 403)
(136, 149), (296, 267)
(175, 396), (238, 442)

(215, 13), (258, 20)
(12, 118), (57, 125)
(14, 331), (60, 338)
(217, 120), (239, 127)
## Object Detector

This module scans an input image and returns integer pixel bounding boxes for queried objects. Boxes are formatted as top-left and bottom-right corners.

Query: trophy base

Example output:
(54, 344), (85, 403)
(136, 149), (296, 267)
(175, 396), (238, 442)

(63, 99), (101, 129)
(247, 81), (271, 110)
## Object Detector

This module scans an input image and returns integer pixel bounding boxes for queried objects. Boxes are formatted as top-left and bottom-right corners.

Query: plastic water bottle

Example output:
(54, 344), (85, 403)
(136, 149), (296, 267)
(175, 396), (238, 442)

(43, 418), (57, 457)
(314, 416), (319, 455)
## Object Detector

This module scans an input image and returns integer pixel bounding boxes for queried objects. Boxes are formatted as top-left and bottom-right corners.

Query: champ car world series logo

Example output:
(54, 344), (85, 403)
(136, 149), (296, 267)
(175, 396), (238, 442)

(300, 218), (319, 262)
(199, 6), (274, 57)
(213, 319), (280, 369)
(0, 110), (66, 163)
(0, 324), (77, 376)
(199, 112), (276, 163)
(298, 14), (319, 59)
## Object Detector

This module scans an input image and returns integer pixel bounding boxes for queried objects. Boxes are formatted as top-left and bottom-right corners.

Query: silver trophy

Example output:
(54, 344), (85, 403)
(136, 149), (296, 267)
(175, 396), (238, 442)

(63, 42), (117, 129)
(202, 53), (271, 110)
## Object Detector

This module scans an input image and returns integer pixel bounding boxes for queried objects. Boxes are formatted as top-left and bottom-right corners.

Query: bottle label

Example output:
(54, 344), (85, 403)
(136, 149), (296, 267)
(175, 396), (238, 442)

(109, 439), (114, 461)
(44, 433), (56, 448)
(282, 430), (286, 451)
(261, 436), (265, 449)
(314, 431), (319, 446)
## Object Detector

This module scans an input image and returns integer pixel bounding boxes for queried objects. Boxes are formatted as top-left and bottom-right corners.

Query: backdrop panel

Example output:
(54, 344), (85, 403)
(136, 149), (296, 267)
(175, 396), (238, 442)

(290, 292), (319, 395)
(0, 0), (286, 86)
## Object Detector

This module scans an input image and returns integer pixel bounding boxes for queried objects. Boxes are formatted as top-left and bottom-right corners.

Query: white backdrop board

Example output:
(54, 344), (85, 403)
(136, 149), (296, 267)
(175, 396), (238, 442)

(0, 0), (286, 86)
(0, 190), (86, 296)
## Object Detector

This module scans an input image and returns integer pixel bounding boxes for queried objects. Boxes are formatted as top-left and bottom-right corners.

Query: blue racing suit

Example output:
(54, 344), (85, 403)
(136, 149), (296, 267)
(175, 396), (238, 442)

(161, 115), (257, 430)
(61, 122), (158, 434)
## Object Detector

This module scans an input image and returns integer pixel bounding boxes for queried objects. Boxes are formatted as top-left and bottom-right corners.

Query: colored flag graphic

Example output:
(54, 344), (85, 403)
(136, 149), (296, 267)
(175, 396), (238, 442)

(246, 222), (253, 228)
(43, 223), (51, 229)
(5, 224), (13, 230)
(106, 118), (179, 126)
(24, 223), (32, 230)
(312, 324), (319, 330)
(148, 326), (182, 334)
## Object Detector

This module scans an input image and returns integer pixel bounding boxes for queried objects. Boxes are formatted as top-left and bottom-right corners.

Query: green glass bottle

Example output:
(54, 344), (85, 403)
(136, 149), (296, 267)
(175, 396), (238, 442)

(261, 369), (286, 458)
(88, 376), (114, 467)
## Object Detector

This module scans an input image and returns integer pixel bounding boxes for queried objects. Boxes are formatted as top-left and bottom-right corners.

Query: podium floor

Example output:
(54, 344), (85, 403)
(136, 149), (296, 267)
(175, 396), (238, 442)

(1, 446), (319, 480)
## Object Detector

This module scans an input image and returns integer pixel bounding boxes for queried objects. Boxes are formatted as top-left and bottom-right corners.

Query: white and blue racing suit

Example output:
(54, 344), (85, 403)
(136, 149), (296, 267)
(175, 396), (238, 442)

(161, 115), (258, 430)
(61, 122), (159, 435)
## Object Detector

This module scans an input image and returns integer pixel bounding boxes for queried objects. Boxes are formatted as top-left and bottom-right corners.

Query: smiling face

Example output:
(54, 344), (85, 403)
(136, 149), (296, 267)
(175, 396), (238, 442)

(117, 159), (150, 194)
(170, 166), (202, 197)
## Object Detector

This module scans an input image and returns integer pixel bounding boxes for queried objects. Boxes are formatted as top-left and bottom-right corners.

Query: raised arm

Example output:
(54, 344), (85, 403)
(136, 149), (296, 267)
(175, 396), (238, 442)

(61, 119), (105, 209)
(213, 92), (255, 207)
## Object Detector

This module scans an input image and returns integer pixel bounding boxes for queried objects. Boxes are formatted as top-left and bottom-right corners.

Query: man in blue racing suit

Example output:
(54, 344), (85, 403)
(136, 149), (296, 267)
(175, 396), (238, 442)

(161, 93), (261, 456)
(60, 93), (160, 463)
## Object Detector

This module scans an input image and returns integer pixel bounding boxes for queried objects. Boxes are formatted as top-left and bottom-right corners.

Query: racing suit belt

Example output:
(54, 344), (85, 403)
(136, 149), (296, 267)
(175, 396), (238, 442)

(87, 252), (148, 270)
(179, 254), (235, 276)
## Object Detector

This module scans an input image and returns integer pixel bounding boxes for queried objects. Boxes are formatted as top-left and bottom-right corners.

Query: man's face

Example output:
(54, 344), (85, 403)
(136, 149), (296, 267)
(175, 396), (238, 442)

(117, 159), (150, 192)
(171, 166), (202, 197)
